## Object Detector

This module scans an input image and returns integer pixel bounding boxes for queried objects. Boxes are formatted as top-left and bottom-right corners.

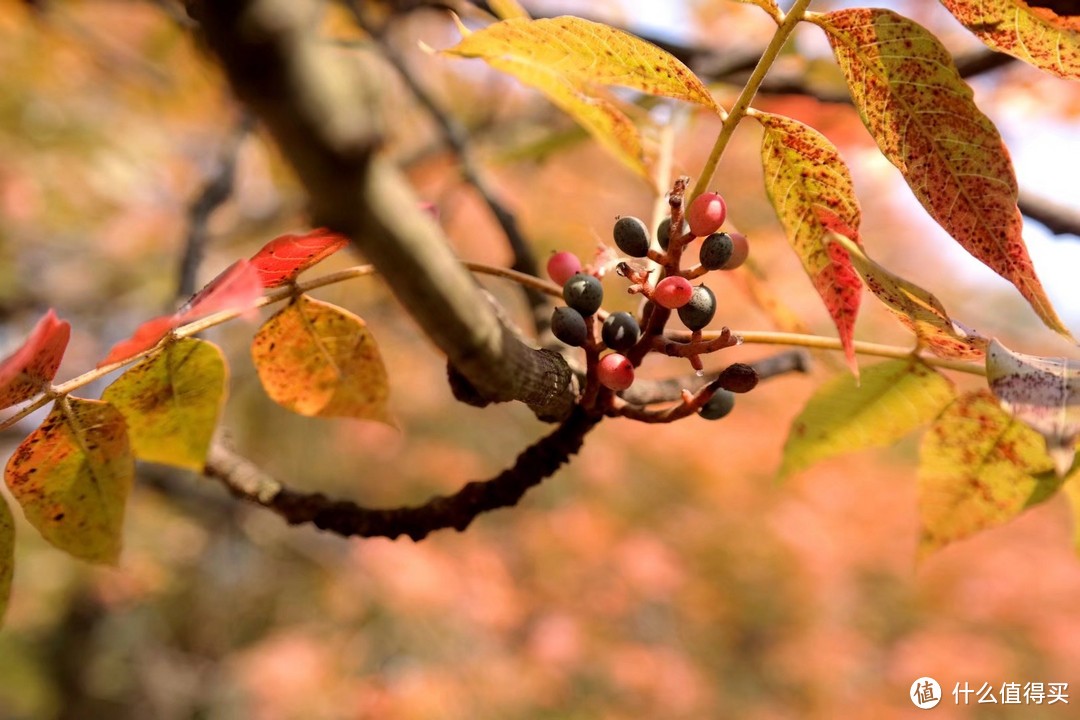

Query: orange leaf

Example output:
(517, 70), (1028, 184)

(940, 0), (1080, 80)
(98, 314), (179, 368)
(816, 8), (1071, 340)
(251, 296), (392, 424)
(4, 398), (133, 564)
(0, 310), (71, 409)
(178, 259), (264, 321)
(756, 111), (863, 373)
(249, 228), (349, 289)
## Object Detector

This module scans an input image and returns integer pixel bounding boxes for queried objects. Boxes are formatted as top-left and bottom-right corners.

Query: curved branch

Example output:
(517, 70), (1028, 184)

(204, 406), (599, 541)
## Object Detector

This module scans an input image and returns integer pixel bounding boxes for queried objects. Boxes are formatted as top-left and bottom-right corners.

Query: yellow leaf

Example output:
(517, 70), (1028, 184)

(1062, 468), (1080, 556)
(442, 16), (722, 178)
(251, 296), (392, 424)
(986, 338), (1080, 476)
(816, 8), (1072, 340)
(488, 0), (530, 21)
(829, 233), (987, 360)
(0, 496), (12, 628)
(918, 390), (1059, 558)
(101, 338), (228, 472)
(781, 358), (955, 478)
(940, 0), (1080, 80)
(4, 398), (133, 565)
(756, 111), (863, 373)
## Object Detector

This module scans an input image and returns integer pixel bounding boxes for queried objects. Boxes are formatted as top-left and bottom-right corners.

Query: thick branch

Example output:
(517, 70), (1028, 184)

(188, 0), (573, 419)
(204, 406), (599, 540)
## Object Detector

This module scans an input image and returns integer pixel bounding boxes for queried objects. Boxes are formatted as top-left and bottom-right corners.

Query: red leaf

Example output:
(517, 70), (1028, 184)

(97, 315), (179, 368)
(0, 310), (71, 409)
(178, 259), (264, 320)
(249, 229), (349, 289)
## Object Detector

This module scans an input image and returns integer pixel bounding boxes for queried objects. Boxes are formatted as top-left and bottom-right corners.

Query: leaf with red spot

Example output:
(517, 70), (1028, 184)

(4, 398), (133, 564)
(986, 338), (1080, 477)
(756, 112), (863, 374)
(178, 259), (264, 321)
(98, 314), (179, 368)
(918, 390), (1061, 558)
(815, 8), (1072, 340)
(829, 233), (988, 360)
(0, 495), (12, 628)
(940, 0), (1080, 80)
(0, 310), (71, 409)
(249, 229), (349, 289)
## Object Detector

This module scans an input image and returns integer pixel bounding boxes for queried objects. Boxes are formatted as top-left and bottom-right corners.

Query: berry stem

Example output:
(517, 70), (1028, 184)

(689, 0), (813, 202)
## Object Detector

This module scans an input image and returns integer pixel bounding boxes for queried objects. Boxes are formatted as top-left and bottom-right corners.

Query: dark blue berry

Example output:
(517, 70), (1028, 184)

(698, 389), (735, 420)
(678, 284), (716, 330)
(613, 216), (650, 257)
(562, 273), (603, 316)
(700, 232), (734, 270)
(656, 217), (690, 250)
(601, 311), (640, 351)
(551, 306), (587, 346)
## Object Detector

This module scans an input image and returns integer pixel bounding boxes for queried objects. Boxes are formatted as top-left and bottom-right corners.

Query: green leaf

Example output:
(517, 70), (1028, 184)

(829, 233), (987, 360)
(780, 358), (955, 478)
(986, 338), (1080, 476)
(940, 0), (1080, 80)
(0, 496), (13, 628)
(756, 111), (863, 373)
(918, 390), (1058, 557)
(816, 8), (1072, 340)
(4, 398), (133, 564)
(251, 296), (392, 424)
(101, 337), (227, 472)
(442, 16), (722, 179)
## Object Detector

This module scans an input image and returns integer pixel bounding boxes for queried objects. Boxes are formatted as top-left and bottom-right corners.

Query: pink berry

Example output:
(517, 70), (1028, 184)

(547, 251), (582, 286)
(723, 232), (750, 270)
(686, 192), (727, 237)
(653, 276), (693, 309)
(598, 353), (634, 390)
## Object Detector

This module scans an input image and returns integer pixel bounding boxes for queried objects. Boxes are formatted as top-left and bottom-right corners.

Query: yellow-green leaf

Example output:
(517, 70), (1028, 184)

(918, 390), (1058, 557)
(4, 398), (133, 564)
(940, 0), (1080, 80)
(816, 8), (1072, 340)
(829, 233), (987, 360)
(442, 16), (722, 178)
(251, 296), (392, 424)
(0, 496), (12, 628)
(1063, 468), (1080, 556)
(780, 358), (955, 478)
(101, 337), (227, 472)
(757, 111), (863, 372)
(986, 338), (1080, 476)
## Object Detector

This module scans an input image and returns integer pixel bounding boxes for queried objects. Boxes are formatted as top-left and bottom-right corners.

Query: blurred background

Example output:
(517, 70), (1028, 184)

(1, 1), (1079, 718)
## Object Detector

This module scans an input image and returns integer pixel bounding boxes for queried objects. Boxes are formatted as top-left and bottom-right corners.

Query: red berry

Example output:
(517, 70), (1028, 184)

(653, 276), (693, 309)
(547, 251), (582, 286)
(723, 232), (750, 270)
(598, 353), (634, 390)
(687, 192), (727, 237)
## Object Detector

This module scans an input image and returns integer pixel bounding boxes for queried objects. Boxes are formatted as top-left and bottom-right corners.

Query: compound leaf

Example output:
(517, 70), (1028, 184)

(757, 111), (863, 372)
(0, 310), (71, 409)
(986, 338), (1080, 476)
(98, 315), (179, 369)
(940, 0), (1080, 80)
(817, 8), (1071, 340)
(919, 390), (1058, 557)
(251, 296), (392, 424)
(4, 398), (133, 565)
(781, 358), (955, 478)
(102, 338), (227, 472)
(249, 229), (349, 289)
(0, 496), (12, 628)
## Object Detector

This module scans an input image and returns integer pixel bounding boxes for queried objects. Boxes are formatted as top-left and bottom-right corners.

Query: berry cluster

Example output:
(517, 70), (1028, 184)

(546, 184), (751, 420)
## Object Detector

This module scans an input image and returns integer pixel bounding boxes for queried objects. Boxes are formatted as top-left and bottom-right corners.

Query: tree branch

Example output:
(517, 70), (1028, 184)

(187, 0), (575, 419)
(203, 406), (599, 541)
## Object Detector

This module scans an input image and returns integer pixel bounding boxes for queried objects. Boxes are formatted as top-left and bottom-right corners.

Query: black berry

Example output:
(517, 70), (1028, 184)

(700, 232), (734, 270)
(698, 389), (735, 420)
(678, 284), (716, 330)
(601, 311), (640, 351)
(613, 216), (650, 257)
(551, 306), (587, 346)
(656, 217), (690, 250)
(562, 273), (603, 316)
